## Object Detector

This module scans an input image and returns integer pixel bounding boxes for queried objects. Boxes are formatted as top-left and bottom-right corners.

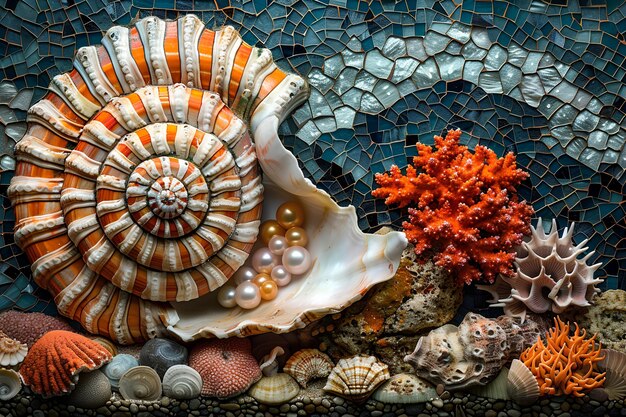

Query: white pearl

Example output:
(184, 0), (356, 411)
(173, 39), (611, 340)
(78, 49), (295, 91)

(251, 248), (279, 274)
(268, 235), (288, 256)
(282, 246), (312, 275)
(217, 285), (237, 308)
(235, 282), (261, 309)
(233, 266), (256, 285)
(271, 265), (292, 287)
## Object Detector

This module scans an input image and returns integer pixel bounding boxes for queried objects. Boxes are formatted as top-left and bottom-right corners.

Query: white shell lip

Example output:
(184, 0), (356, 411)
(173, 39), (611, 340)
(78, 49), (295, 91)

(168, 116), (408, 340)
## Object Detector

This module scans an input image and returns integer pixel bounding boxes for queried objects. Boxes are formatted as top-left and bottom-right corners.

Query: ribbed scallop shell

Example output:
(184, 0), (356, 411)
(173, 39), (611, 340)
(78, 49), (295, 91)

(284, 348), (333, 388)
(8, 15), (304, 344)
(102, 353), (139, 390)
(248, 373), (300, 405)
(507, 359), (539, 406)
(162, 364), (202, 400)
(0, 369), (21, 401)
(0, 336), (28, 367)
(479, 218), (603, 321)
(323, 355), (390, 402)
(598, 349), (626, 401)
(118, 366), (162, 401)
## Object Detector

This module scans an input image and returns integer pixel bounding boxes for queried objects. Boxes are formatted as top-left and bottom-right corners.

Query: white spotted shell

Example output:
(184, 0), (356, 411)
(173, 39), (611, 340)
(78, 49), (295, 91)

(0, 369), (21, 400)
(118, 366), (162, 401)
(284, 348), (333, 388)
(372, 373), (436, 404)
(162, 364), (202, 400)
(323, 355), (390, 402)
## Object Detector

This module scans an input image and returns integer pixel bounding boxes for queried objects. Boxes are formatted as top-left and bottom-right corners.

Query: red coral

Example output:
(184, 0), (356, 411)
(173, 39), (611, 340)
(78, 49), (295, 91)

(373, 129), (534, 285)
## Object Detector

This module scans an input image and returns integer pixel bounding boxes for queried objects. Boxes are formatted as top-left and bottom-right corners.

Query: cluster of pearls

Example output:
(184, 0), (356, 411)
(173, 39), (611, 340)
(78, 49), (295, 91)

(217, 201), (313, 309)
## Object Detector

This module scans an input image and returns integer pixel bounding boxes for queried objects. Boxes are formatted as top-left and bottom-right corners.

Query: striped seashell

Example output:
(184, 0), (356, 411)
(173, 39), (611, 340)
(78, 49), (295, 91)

(8, 15), (307, 345)
(598, 349), (626, 401)
(0, 336), (28, 367)
(507, 359), (540, 406)
(118, 366), (162, 401)
(162, 364), (202, 400)
(248, 373), (300, 405)
(323, 355), (390, 402)
(0, 369), (21, 401)
(284, 348), (333, 388)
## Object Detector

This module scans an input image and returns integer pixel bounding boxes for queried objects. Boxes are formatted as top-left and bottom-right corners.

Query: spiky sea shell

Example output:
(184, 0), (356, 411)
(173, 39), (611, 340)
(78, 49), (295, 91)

(284, 348), (333, 388)
(598, 349), (626, 400)
(118, 366), (162, 401)
(20, 330), (112, 397)
(323, 355), (390, 402)
(0, 369), (21, 400)
(479, 219), (603, 321)
(248, 373), (300, 405)
(0, 335), (28, 367)
(371, 373), (436, 404)
(101, 354), (139, 390)
(162, 364), (202, 400)
(9, 15), (406, 344)
(507, 359), (539, 406)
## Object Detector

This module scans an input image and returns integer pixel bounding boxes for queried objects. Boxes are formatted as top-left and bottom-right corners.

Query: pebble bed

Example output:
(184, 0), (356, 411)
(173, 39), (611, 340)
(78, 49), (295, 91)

(1, 390), (624, 417)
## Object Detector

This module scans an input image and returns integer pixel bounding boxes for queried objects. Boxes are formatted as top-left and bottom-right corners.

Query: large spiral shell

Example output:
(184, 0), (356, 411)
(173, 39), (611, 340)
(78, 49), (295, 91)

(8, 15), (307, 344)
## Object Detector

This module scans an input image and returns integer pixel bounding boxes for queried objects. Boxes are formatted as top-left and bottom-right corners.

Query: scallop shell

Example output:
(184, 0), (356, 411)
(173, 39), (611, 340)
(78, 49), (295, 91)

(0, 369), (21, 400)
(102, 354), (139, 390)
(9, 15), (407, 344)
(118, 365), (162, 401)
(598, 349), (626, 400)
(371, 373), (437, 404)
(0, 336), (28, 367)
(507, 359), (539, 406)
(248, 373), (300, 405)
(284, 348), (333, 388)
(162, 364), (202, 400)
(468, 368), (510, 400)
(323, 355), (390, 402)
(479, 219), (603, 321)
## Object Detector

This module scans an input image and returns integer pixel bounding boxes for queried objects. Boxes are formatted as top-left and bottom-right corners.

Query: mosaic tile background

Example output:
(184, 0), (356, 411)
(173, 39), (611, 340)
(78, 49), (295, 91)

(0, 0), (624, 314)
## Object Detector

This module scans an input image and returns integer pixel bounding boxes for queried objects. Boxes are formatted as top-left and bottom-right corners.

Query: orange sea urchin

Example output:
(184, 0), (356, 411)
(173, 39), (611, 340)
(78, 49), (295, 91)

(520, 316), (605, 397)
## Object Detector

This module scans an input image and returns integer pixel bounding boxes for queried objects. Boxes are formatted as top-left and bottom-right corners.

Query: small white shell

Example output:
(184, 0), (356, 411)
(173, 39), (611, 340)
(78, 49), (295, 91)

(162, 365), (202, 400)
(102, 354), (139, 390)
(284, 349), (333, 388)
(259, 346), (285, 377)
(469, 368), (510, 400)
(0, 369), (21, 400)
(323, 355), (390, 402)
(118, 366), (162, 401)
(598, 349), (626, 400)
(372, 373), (437, 404)
(248, 373), (300, 405)
(0, 336), (28, 367)
(507, 359), (539, 406)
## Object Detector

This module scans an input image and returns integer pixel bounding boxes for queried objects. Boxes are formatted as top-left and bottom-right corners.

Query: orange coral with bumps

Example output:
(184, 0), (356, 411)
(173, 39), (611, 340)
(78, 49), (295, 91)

(520, 317), (605, 397)
(373, 129), (533, 285)
(19, 330), (112, 397)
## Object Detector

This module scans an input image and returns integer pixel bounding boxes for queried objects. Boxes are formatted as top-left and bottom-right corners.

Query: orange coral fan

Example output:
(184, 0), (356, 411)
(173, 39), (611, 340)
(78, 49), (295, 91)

(20, 330), (112, 397)
(373, 129), (534, 285)
(520, 316), (605, 397)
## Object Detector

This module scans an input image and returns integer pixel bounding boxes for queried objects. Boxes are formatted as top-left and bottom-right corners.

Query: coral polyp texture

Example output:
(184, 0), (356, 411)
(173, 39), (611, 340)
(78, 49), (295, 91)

(480, 219), (603, 321)
(520, 317), (605, 397)
(373, 129), (534, 285)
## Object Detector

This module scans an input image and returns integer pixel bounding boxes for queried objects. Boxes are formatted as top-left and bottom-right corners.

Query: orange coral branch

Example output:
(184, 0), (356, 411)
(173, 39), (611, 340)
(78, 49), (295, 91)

(520, 317), (605, 397)
(373, 129), (534, 285)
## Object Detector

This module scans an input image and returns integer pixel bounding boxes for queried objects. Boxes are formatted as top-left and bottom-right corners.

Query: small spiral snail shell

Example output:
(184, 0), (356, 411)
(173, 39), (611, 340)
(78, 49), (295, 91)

(139, 338), (188, 378)
(0, 369), (21, 401)
(118, 366), (162, 401)
(102, 354), (139, 390)
(162, 364), (202, 399)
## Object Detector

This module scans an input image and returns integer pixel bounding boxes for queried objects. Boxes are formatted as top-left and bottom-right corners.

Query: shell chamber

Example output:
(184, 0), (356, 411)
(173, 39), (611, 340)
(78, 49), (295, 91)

(8, 15), (307, 344)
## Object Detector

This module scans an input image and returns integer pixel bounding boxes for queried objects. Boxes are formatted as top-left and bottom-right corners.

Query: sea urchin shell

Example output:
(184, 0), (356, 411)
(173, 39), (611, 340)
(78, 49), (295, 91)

(20, 330), (112, 397)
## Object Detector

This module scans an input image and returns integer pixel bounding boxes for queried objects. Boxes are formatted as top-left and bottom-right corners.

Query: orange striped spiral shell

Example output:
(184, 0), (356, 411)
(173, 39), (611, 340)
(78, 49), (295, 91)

(8, 15), (307, 344)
